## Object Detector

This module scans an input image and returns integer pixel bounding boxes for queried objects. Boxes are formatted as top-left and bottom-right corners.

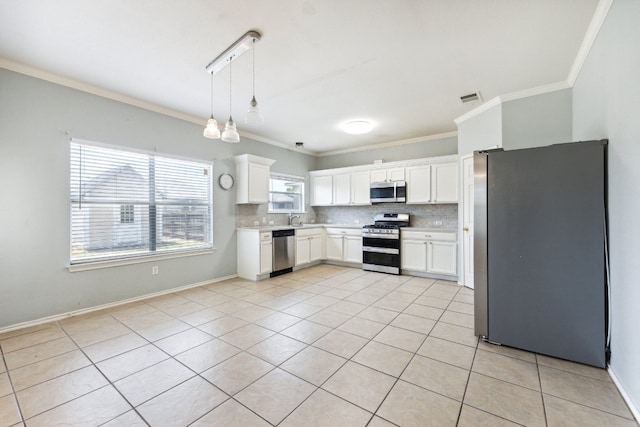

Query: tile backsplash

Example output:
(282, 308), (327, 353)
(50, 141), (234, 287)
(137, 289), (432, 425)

(236, 203), (457, 229)
(314, 204), (457, 229)
(235, 204), (317, 228)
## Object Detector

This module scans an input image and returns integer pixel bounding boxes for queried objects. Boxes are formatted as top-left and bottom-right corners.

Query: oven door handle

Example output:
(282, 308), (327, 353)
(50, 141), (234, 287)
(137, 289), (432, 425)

(362, 233), (399, 239)
(362, 246), (399, 255)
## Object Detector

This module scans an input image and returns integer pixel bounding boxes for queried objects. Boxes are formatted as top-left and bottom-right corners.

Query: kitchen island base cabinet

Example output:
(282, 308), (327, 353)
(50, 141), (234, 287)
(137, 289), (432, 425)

(401, 230), (457, 279)
(237, 229), (272, 281)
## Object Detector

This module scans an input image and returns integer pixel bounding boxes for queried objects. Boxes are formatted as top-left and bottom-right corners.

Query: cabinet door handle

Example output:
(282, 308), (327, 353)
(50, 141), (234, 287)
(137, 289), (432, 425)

(463, 227), (469, 231)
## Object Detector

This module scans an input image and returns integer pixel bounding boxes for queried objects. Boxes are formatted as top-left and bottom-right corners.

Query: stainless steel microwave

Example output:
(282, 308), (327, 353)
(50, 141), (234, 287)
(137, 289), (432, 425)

(370, 181), (406, 203)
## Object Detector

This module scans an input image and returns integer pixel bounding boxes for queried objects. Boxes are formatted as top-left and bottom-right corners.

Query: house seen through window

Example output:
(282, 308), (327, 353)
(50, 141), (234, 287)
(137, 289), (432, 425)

(268, 173), (305, 213)
(70, 139), (213, 264)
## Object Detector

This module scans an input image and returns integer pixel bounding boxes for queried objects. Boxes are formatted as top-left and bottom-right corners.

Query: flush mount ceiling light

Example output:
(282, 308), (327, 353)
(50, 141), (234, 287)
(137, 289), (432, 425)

(203, 30), (262, 142)
(343, 120), (373, 135)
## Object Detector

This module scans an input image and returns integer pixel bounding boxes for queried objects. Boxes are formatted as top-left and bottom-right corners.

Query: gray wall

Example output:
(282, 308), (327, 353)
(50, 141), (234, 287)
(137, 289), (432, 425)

(572, 0), (640, 413)
(315, 136), (457, 170)
(502, 89), (573, 150)
(0, 69), (315, 328)
(457, 104), (502, 156)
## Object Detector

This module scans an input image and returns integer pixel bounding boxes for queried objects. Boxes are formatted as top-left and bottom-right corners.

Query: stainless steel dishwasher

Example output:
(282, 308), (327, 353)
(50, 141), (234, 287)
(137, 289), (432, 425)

(271, 229), (295, 277)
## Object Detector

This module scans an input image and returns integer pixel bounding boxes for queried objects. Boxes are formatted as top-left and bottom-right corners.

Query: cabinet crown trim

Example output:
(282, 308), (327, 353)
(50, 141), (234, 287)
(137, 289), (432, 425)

(234, 154), (276, 166)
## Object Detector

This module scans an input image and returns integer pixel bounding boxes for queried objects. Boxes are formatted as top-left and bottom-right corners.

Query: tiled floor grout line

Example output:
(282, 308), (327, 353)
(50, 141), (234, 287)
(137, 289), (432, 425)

(2, 267), (633, 426)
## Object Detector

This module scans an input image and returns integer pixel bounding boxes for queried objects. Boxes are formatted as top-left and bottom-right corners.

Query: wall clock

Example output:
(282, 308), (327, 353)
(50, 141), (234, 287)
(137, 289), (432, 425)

(218, 173), (234, 190)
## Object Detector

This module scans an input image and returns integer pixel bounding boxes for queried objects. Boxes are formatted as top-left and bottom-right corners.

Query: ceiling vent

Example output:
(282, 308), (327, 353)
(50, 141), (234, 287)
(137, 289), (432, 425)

(460, 92), (483, 104)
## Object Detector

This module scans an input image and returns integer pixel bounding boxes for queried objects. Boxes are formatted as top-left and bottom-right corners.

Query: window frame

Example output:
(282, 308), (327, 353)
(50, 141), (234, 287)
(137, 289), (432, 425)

(69, 138), (214, 268)
(268, 173), (305, 214)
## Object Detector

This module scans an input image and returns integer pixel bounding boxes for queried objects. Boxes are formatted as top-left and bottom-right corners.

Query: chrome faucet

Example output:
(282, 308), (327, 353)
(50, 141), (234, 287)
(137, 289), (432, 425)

(289, 213), (301, 226)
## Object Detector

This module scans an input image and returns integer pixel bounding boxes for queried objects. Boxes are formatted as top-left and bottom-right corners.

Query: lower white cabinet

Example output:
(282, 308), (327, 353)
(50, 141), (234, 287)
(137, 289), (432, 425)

(401, 230), (457, 277)
(238, 229), (272, 280)
(295, 228), (323, 266)
(325, 228), (362, 263)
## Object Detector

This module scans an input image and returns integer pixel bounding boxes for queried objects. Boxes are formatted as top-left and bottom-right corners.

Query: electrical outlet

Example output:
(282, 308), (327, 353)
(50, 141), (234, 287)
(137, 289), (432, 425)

(262, 217), (267, 224)
(327, 219), (332, 223)
(152, 266), (159, 275)
(268, 220), (274, 225)
(434, 220), (443, 226)
(354, 219), (360, 224)
(253, 221), (260, 226)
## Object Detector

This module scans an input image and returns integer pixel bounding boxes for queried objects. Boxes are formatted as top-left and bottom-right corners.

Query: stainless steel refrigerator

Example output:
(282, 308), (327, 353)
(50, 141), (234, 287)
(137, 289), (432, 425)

(474, 140), (608, 368)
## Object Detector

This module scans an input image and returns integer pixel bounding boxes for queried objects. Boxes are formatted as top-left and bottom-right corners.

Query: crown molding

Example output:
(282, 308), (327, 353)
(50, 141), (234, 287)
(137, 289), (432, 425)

(316, 131), (458, 157)
(568, 0), (614, 86)
(0, 57), (315, 155)
(453, 96), (502, 126)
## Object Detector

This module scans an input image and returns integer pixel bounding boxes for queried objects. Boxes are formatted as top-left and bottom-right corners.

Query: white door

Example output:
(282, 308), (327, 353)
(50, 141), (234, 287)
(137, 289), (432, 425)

(311, 175), (333, 206)
(431, 163), (458, 203)
(260, 242), (272, 274)
(351, 171), (371, 205)
(309, 235), (323, 262)
(406, 165), (431, 203)
(462, 155), (474, 288)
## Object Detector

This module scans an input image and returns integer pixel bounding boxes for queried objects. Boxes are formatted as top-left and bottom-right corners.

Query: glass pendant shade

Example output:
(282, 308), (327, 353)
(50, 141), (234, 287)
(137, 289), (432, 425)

(203, 116), (221, 139)
(245, 96), (264, 125)
(221, 116), (240, 143)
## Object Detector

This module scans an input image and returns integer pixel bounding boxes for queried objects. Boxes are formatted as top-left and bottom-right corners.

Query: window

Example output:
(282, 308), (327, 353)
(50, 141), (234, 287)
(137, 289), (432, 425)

(268, 173), (305, 213)
(70, 139), (213, 264)
(120, 204), (135, 224)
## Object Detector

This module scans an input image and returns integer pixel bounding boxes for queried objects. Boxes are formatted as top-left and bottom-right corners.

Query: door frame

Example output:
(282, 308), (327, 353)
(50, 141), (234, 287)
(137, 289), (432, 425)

(459, 153), (474, 288)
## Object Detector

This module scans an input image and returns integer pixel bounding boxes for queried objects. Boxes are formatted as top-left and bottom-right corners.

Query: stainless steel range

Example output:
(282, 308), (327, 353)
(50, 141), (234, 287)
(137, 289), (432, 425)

(362, 213), (410, 275)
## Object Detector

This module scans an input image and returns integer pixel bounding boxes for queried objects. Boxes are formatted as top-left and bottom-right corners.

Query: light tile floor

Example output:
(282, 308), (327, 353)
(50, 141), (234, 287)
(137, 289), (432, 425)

(0, 265), (637, 426)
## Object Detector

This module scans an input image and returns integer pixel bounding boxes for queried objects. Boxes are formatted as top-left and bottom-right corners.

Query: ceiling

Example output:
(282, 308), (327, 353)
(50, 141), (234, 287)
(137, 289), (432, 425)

(0, 0), (599, 154)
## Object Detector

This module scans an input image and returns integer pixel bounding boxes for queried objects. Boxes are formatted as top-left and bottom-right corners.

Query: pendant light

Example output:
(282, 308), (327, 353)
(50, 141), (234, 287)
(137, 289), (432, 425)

(203, 72), (221, 139)
(245, 37), (264, 125)
(221, 61), (240, 143)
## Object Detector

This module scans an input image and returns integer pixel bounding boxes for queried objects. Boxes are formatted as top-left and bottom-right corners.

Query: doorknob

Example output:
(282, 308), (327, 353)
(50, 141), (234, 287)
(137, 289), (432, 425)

(463, 227), (469, 231)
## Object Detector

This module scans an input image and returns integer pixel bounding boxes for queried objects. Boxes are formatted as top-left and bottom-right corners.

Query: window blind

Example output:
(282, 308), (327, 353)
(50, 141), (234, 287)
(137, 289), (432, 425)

(70, 140), (213, 264)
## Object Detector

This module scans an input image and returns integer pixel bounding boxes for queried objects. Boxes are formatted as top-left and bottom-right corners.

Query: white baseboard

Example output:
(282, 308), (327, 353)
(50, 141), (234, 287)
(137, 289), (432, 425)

(608, 365), (640, 423)
(0, 274), (238, 335)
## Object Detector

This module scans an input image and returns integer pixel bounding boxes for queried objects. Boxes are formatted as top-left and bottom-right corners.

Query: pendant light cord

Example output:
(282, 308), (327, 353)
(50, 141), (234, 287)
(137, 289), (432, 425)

(209, 72), (214, 116)
(252, 39), (256, 98)
(229, 60), (233, 117)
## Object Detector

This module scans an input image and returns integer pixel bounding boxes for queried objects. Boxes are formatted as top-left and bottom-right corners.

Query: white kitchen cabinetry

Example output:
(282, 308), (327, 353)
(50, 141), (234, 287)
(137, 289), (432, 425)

(406, 162), (458, 203)
(370, 167), (405, 183)
(350, 171), (371, 205)
(234, 154), (275, 204)
(401, 230), (457, 277)
(310, 174), (333, 206)
(325, 228), (362, 264)
(295, 228), (324, 266)
(431, 163), (458, 203)
(333, 172), (351, 205)
(237, 229), (272, 280)
(406, 165), (432, 203)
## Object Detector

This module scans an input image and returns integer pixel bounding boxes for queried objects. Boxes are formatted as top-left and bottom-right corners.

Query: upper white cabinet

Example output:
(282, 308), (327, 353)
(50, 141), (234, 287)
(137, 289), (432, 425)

(310, 155), (458, 206)
(431, 163), (458, 203)
(311, 174), (333, 206)
(350, 171), (371, 205)
(333, 172), (351, 205)
(406, 162), (458, 204)
(370, 167), (405, 183)
(406, 165), (432, 203)
(234, 154), (275, 204)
